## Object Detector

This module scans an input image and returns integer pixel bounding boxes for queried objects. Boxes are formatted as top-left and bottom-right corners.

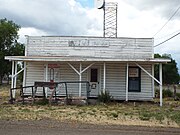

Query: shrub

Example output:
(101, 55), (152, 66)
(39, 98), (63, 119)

(98, 91), (112, 103)
(163, 89), (173, 98)
(155, 89), (173, 98)
(176, 93), (180, 99)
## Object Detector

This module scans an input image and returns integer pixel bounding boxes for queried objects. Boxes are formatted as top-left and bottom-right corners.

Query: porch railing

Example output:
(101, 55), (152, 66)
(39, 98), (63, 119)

(9, 81), (91, 104)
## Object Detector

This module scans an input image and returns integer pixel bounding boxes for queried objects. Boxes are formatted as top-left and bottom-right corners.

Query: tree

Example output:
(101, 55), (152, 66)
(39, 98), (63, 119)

(0, 18), (24, 84)
(154, 54), (179, 84)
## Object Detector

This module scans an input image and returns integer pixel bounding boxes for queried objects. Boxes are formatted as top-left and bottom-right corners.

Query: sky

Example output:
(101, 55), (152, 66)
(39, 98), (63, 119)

(0, 0), (180, 71)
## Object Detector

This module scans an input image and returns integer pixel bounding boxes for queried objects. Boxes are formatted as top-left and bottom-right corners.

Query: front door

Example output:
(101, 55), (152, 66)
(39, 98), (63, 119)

(89, 68), (99, 97)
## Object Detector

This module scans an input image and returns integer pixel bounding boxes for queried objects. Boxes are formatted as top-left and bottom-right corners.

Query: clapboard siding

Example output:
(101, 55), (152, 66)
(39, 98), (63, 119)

(105, 63), (126, 99)
(26, 36), (153, 59)
(24, 61), (153, 100)
(104, 63), (152, 100)
(25, 62), (44, 95)
(128, 64), (152, 100)
(24, 62), (89, 97)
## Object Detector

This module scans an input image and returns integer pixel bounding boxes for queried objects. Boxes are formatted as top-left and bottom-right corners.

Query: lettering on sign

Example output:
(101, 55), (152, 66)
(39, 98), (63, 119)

(129, 68), (139, 77)
(68, 39), (110, 47)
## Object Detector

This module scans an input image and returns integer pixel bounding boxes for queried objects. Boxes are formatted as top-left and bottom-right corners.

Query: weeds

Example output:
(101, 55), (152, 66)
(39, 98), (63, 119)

(98, 91), (112, 103)
(139, 111), (152, 121)
(154, 112), (164, 122)
(110, 112), (118, 118)
(1, 85), (180, 127)
(35, 98), (49, 105)
(170, 111), (180, 125)
(163, 89), (173, 98)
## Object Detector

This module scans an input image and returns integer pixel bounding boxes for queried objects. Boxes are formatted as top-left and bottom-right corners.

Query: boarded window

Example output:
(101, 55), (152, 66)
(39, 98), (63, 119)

(128, 67), (141, 92)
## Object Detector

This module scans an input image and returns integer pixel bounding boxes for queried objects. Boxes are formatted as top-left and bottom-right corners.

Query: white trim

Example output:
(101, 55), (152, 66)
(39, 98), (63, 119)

(45, 64), (48, 81)
(11, 61), (15, 98)
(79, 62), (82, 97)
(135, 63), (161, 85)
(13, 62), (18, 98)
(13, 65), (27, 78)
(5, 56), (171, 63)
(99, 65), (102, 95)
(103, 62), (106, 93)
(23, 62), (27, 87)
(11, 61), (14, 89)
(152, 64), (155, 97)
(67, 62), (80, 75)
(45, 63), (48, 97)
(126, 63), (129, 101)
(68, 62), (96, 97)
(81, 63), (95, 74)
(25, 35), (28, 56)
(159, 63), (163, 107)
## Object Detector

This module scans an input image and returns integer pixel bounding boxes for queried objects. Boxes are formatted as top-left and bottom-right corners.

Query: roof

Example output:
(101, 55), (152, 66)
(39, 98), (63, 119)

(27, 35), (153, 40)
(5, 56), (171, 63)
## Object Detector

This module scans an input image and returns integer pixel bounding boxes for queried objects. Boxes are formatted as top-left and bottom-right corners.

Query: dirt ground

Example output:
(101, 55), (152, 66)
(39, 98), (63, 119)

(0, 119), (180, 135)
(1, 85), (180, 129)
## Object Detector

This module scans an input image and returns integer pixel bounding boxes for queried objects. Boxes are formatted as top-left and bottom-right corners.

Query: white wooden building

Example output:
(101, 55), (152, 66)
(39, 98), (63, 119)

(5, 36), (170, 106)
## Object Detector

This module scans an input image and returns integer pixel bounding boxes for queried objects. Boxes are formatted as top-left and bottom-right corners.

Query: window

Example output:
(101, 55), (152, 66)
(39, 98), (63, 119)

(128, 67), (141, 92)
(90, 69), (98, 82)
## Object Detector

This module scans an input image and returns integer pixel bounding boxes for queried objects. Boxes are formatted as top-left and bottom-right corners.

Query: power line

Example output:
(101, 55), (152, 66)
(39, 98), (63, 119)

(155, 29), (180, 40)
(153, 5), (180, 37)
(154, 32), (180, 47)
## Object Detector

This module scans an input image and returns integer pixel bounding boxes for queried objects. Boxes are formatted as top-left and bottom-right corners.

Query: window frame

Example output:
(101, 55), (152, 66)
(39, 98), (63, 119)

(90, 68), (98, 82)
(128, 66), (141, 92)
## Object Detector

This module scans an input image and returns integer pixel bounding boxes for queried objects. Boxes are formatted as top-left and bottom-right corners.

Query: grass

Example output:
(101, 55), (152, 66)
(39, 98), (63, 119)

(0, 85), (180, 127)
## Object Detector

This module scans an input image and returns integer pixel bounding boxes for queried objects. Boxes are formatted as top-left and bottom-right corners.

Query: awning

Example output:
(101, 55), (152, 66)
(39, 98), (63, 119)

(5, 56), (171, 63)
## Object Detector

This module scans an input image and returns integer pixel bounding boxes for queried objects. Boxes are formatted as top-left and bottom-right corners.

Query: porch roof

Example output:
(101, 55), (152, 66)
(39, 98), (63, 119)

(5, 56), (171, 63)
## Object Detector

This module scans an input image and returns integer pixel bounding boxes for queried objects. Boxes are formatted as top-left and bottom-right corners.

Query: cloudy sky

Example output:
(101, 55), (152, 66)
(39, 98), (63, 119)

(0, 0), (180, 71)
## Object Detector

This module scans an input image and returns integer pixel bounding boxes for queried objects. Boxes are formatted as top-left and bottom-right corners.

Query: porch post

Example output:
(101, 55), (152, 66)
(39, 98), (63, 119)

(126, 63), (129, 101)
(67, 62), (95, 97)
(11, 61), (15, 98)
(23, 62), (27, 87)
(79, 62), (82, 97)
(45, 63), (48, 97)
(13, 61), (18, 98)
(159, 63), (163, 106)
(14, 61), (18, 89)
(103, 62), (106, 93)
(45, 64), (48, 82)
(152, 64), (155, 97)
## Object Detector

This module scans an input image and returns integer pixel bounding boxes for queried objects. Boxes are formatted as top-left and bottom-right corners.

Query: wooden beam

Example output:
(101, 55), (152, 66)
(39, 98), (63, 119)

(14, 61), (18, 88)
(135, 63), (162, 85)
(11, 61), (15, 98)
(81, 63), (95, 74)
(103, 62), (106, 93)
(126, 63), (129, 101)
(23, 62), (27, 87)
(13, 61), (18, 98)
(13, 64), (27, 78)
(159, 63), (163, 107)
(79, 62), (82, 97)
(45, 63), (48, 98)
(152, 64), (155, 97)
(67, 62), (80, 75)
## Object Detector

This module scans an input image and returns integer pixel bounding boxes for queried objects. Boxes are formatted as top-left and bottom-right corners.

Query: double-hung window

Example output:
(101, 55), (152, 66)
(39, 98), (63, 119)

(128, 67), (141, 92)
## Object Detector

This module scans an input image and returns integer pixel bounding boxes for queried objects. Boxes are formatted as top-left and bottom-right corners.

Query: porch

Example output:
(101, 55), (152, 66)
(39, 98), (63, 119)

(5, 56), (171, 106)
